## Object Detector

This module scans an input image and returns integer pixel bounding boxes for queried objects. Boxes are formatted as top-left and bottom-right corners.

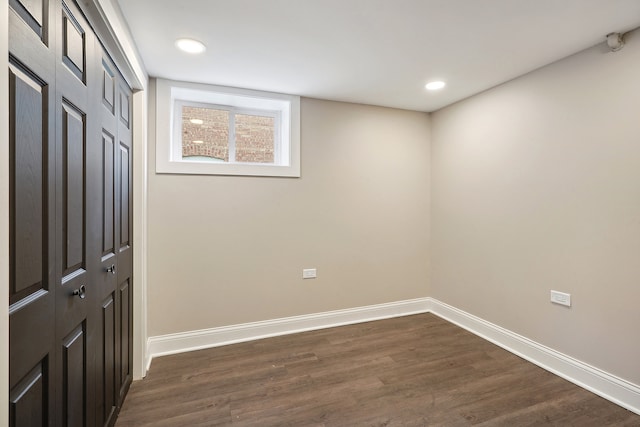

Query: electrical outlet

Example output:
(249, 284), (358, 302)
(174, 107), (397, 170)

(302, 268), (317, 279)
(550, 290), (571, 307)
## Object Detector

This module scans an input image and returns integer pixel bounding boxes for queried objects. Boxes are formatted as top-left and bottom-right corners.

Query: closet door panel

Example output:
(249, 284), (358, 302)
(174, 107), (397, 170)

(54, 1), (99, 424)
(9, 360), (49, 427)
(11, 65), (45, 299)
(8, 1), (57, 423)
(9, 0), (48, 41)
(61, 101), (85, 275)
(96, 293), (117, 426)
(102, 131), (115, 256)
(95, 52), (120, 426)
(61, 324), (87, 426)
(115, 82), (133, 406)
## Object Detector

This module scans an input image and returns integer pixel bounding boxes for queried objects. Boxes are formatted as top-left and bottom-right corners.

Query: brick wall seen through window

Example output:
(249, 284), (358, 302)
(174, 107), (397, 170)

(181, 106), (275, 163)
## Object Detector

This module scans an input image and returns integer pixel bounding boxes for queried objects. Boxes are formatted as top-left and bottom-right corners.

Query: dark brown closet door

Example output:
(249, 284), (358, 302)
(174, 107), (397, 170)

(53, 1), (100, 425)
(95, 52), (119, 427)
(115, 78), (133, 410)
(8, 0), (57, 424)
(9, 0), (134, 425)
(94, 51), (133, 427)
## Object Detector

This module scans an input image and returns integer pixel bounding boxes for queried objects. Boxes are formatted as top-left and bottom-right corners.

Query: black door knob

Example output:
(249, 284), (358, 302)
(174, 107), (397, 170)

(72, 285), (86, 299)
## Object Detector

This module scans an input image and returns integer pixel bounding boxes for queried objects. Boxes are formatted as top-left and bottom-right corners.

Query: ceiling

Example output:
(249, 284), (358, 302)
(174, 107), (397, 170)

(117, 0), (640, 112)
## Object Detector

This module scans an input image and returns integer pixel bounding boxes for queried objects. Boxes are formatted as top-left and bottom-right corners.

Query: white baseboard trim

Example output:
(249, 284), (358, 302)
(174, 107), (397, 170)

(145, 296), (640, 416)
(144, 350), (153, 374)
(147, 297), (431, 362)
(429, 298), (640, 416)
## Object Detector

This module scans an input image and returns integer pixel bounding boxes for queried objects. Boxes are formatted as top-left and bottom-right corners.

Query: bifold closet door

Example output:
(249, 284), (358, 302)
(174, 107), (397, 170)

(95, 50), (133, 426)
(53, 0), (101, 425)
(8, 0), (133, 425)
(8, 0), (60, 423)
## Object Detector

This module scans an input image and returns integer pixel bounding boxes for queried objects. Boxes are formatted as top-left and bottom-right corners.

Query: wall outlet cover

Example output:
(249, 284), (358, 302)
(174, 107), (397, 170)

(303, 268), (317, 279)
(550, 290), (571, 307)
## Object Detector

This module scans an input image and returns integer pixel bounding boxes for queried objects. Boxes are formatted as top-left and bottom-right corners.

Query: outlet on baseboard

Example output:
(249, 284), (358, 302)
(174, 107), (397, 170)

(550, 290), (571, 307)
(303, 268), (317, 279)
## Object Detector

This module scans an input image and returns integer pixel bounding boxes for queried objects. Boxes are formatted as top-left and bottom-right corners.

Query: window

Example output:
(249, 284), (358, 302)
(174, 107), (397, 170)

(177, 103), (278, 164)
(156, 79), (300, 177)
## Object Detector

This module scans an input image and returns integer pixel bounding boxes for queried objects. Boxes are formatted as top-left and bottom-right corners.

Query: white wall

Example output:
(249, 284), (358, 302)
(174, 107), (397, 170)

(147, 90), (431, 336)
(431, 30), (640, 386)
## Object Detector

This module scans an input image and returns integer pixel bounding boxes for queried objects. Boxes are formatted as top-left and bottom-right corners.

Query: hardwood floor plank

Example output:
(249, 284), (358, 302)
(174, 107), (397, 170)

(116, 314), (640, 426)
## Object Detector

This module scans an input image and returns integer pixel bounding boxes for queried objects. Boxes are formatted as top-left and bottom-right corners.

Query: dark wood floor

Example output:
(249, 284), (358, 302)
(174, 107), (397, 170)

(116, 313), (640, 426)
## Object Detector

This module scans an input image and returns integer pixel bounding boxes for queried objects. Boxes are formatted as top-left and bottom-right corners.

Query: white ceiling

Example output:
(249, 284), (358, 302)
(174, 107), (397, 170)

(118, 0), (640, 112)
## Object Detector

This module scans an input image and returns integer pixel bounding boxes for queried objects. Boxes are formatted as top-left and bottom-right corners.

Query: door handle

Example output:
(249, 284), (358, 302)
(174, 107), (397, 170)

(106, 264), (116, 274)
(72, 285), (86, 299)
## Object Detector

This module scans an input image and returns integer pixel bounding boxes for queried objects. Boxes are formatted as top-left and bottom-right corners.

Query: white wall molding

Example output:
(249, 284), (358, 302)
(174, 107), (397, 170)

(147, 298), (432, 361)
(131, 90), (149, 380)
(429, 298), (640, 416)
(146, 297), (640, 415)
(80, 0), (147, 90)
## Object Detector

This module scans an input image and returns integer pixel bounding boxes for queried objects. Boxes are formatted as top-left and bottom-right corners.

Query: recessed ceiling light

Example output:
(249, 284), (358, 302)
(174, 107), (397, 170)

(190, 118), (204, 125)
(425, 81), (446, 91)
(175, 38), (206, 54)
(193, 140), (204, 144)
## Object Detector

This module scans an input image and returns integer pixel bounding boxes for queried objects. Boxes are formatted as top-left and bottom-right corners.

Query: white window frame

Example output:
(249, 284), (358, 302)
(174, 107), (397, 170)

(156, 78), (300, 177)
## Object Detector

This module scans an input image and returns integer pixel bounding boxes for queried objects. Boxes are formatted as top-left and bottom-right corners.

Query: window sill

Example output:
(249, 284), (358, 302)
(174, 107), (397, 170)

(156, 158), (301, 177)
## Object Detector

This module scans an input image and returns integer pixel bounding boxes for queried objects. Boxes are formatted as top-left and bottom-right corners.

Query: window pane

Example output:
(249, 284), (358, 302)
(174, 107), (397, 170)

(182, 106), (229, 162)
(235, 114), (275, 164)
